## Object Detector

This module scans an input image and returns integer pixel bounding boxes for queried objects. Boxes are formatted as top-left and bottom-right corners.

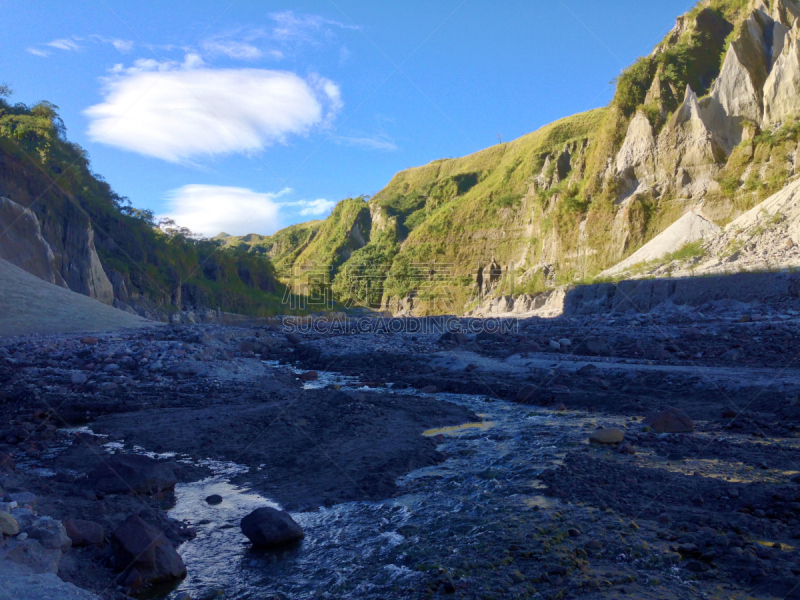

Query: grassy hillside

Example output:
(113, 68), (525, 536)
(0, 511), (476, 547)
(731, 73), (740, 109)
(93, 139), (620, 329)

(223, 0), (795, 315)
(0, 93), (291, 317)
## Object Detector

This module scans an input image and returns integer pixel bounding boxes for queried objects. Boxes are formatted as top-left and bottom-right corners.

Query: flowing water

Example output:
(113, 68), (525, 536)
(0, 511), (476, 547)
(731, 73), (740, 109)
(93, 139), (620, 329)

(166, 370), (605, 600)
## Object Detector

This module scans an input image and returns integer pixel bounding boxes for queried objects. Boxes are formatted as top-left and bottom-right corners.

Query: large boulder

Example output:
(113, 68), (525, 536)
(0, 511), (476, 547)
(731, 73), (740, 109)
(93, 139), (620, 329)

(0, 512), (20, 535)
(573, 336), (610, 357)
(589, 428), (625, 444)
(241, 507), (304, 548)
(111, 515), (186, 584)
(643, 407), (694, 433)
(63, 519), (104, 547)
(439, 331), (468, 345)
(86, 455), (177, 495)
(514, 385), (541, 404)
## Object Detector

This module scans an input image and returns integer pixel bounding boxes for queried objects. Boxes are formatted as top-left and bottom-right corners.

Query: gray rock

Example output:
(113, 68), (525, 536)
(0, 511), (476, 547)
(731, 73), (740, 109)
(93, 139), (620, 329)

(0, 538), (62, 573)
(10, 509), (37, 530)
(27, 517), (72, 551)
(241, 507), (304, 548)
(70, 373), (88, 385)
(7, 492), (36, 509)
(722, 347), (745, 361)
(0, 560), (100, 599)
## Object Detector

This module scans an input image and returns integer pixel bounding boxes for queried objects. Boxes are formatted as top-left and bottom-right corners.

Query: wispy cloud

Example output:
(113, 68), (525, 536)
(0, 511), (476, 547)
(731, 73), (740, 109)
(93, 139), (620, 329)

(287, 198), (337, 216)
(47, 38), (81, 51)
(269, 10), (358, 44)
(84, 54), (343, 163)
(160, 185), (335, 237)
(197, 13), (355, 63)
(202, 39), (264, 60)
(91, 35), (134, 53)
(30, 35), (133, 57)
(332, 134), (398, 151)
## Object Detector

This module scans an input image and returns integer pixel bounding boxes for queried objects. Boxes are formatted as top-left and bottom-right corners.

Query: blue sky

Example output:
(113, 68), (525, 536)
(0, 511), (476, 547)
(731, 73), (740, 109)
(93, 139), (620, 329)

(1, 0), (692, 237)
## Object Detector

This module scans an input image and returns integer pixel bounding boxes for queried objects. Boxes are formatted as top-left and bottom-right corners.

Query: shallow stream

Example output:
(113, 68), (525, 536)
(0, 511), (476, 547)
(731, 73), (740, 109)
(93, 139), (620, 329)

(166, 369), (604, 599)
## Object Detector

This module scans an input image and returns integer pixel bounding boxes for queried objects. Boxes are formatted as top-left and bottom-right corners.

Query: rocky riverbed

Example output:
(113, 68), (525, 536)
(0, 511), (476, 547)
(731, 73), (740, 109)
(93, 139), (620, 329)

(2, 296), (800, 598)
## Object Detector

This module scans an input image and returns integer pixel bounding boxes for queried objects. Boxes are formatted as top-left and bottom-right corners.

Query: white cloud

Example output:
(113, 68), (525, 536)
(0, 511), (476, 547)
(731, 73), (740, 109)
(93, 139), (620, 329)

(27, 47), (50, 57)
(84, 55), (342, 162)
(47, 38), (81, 51)
(161, 185), (285, 237)
(331, 134), (398, 151)
(160, 185), (336, 237)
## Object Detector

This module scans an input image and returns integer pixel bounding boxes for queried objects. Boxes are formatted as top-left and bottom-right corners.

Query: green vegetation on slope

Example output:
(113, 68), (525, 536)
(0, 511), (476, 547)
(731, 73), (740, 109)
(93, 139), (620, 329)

(0, 91), (290, 316)
(223, 0), (782, 315)
(709, 118), (800, 222)
(221, 220), (323, 274)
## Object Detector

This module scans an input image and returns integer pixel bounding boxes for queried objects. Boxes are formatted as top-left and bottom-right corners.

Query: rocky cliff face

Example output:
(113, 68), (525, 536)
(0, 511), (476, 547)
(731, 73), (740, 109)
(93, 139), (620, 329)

(0, 196), (67, 288)
(0, 190), (113, 305)
(615, 1), (800, 203)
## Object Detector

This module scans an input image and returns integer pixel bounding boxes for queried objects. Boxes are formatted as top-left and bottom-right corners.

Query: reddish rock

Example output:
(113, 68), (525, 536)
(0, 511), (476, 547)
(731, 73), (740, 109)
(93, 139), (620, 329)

(80, 337), (99, 345)
(643, 407), (694, 434)
(63, 518), (104, 547)
(298, 371), (318, 381)
(0, 453), (14, 472)
(111, 515), (186, 584)
(118, 567), (143, 592)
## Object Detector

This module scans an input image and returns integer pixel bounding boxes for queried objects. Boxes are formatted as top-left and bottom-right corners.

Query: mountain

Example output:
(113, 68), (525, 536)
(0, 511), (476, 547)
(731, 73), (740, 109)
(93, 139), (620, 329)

(226, 0), (800, 315)
(0, 98), (290, 320)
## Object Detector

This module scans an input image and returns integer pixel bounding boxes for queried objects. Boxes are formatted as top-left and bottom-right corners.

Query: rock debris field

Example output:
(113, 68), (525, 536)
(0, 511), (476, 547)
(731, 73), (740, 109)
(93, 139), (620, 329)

(3, 296), (800, 598)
